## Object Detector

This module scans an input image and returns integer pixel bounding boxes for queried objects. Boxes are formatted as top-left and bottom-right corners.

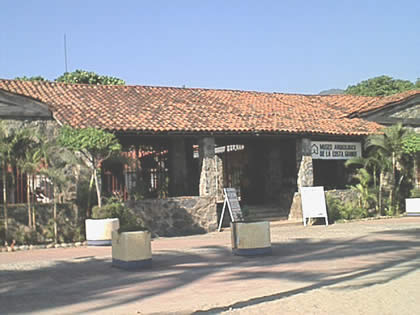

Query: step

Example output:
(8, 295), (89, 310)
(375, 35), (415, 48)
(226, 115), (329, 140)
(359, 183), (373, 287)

(246, 210), (288, 216)
(247, 216), (289, 222)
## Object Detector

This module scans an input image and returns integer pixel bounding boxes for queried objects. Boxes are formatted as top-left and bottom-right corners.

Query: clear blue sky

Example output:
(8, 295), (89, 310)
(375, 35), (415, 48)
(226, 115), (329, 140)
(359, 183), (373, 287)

(1, 1), (419, 94)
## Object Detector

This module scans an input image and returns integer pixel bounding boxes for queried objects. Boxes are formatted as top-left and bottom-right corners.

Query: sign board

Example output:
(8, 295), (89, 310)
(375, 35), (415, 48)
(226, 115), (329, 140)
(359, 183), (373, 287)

(218, 188), (244, 231)
(300, 186), (328, 226)
(405, 198), (420, 216)
(311, 141), (361, 160)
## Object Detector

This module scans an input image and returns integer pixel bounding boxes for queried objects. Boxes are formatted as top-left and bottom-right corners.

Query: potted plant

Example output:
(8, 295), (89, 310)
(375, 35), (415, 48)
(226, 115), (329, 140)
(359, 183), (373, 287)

(102, 201), (152, 270)
(85, 203), (120, 246)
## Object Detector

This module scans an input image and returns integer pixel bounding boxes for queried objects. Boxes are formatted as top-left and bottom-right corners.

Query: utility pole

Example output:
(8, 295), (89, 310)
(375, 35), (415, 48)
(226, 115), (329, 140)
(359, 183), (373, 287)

(64, 34), (68, 73)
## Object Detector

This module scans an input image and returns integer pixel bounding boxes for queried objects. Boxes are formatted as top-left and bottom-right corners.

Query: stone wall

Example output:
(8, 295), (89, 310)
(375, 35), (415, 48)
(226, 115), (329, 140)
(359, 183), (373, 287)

(3, 119), (59, 138)
(288, 189), (359, 220)
(126, 196), (217, 237)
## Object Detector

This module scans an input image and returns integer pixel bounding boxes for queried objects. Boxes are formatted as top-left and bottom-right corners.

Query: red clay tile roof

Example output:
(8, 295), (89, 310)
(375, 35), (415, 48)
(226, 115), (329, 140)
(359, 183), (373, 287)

(0, 79), (409, 136)
(350, 89), (420, 116)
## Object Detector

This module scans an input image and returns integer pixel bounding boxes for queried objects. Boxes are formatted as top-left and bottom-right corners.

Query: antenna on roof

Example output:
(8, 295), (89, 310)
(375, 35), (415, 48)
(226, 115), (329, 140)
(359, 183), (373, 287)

(64, 34), (68, 73)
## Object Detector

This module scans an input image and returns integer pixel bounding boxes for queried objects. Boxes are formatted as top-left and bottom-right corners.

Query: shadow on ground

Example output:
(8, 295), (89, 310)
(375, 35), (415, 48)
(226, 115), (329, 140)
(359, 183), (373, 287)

(0, 228), (419, 314)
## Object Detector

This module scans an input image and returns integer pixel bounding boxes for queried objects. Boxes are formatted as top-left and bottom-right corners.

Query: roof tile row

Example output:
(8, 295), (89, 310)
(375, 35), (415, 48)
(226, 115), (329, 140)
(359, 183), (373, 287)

(0, 79), (418, 136)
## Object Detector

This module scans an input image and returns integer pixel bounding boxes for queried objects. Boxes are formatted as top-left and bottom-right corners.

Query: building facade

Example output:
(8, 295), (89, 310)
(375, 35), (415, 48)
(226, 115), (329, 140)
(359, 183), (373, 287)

(1, 79), (418, 235)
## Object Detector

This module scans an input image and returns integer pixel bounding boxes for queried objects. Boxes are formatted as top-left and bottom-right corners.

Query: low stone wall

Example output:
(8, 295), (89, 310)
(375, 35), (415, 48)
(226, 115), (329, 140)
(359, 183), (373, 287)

(126, 196), (217, 237)
(288, 189), (359, 220)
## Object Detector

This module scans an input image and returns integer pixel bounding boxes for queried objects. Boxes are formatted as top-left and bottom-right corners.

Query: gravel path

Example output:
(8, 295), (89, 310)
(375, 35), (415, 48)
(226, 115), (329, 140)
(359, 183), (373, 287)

(0, 217), (419, 314)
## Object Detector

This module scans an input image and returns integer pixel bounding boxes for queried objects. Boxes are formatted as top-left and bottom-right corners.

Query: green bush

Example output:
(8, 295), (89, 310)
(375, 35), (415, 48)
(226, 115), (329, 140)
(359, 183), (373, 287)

(326, 195), (342, 223)
(326, 195), (369, 222)
(1, 203), (82, 245)
(410, 187), (420, 198)
(92, 198), (145, 232)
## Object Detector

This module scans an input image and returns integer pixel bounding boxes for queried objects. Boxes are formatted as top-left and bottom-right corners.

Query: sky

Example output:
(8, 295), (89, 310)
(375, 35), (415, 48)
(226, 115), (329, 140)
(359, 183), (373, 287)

(1, 0), (419, 94)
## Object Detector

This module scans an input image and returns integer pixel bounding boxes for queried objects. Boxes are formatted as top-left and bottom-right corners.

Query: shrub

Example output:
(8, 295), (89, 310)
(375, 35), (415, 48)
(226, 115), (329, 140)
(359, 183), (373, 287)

(326, 195), (369, 222)
(92, 198), (145, 232)
(326, 195), (341, 223)
(410, 187), (420, 198)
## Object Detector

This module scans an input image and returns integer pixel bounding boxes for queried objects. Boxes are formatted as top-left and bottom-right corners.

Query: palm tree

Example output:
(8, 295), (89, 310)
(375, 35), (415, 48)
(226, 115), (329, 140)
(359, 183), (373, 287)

(39, 140), (79, 243)
(18, 148), (42, 229)
(350, 168), (377, 210)
(345, 151), (385, 214)
(365, 123), (410, 213)
(0, 123), (11, 241)
(0, 124), (33, 238)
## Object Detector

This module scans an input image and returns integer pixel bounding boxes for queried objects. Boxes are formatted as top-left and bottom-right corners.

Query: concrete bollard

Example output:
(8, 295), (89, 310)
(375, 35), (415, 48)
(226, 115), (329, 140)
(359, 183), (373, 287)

(112, 231), (152, 270)
(231, 221), (272, 256)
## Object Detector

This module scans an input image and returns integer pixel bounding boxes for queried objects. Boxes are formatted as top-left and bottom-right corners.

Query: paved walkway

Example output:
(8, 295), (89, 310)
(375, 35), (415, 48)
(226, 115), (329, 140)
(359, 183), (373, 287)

(1, 217), (419, 314)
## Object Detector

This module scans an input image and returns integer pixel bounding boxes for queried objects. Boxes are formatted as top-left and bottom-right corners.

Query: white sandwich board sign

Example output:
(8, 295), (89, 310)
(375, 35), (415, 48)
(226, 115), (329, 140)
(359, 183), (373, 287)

(300, 186), (328, 226)
(218, 188), (244, 231)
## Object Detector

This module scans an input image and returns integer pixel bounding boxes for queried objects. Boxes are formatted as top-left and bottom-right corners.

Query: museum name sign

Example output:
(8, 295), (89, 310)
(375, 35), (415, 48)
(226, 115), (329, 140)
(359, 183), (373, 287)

(311, 141), (362, 160)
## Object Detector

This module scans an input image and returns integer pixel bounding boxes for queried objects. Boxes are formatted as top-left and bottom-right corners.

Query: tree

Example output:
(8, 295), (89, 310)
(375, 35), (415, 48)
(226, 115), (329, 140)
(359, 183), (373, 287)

(346, 124), (416, 215)
(350, 168), (376, 210)
(58, 126), (121, 215)
(0, 125), (37, 237)
(15, 76), (48, 82)
(345, 151), (384, 214)
(0, 123), (11, 241)
(345, 75), (416, 96)
(40, 142), (78, 243)
(365, 124), (412, 213)
(18, 148), (42, 229)
(16, 130), (43, 230)
(55, 70), (125, 85)
(402, 132), (420, 155)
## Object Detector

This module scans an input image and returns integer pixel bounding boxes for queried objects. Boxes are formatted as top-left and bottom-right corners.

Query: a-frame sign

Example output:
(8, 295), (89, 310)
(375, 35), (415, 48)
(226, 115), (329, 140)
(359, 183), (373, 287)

(218, 188), (244, 231)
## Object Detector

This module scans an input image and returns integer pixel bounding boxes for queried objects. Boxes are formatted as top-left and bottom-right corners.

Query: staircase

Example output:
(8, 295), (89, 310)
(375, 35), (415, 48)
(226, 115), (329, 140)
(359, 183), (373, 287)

(243, 204), (289, 222)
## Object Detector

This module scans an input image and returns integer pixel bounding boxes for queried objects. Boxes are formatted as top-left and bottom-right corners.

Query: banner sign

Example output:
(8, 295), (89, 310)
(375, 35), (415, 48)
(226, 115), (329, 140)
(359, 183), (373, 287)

(311, 141), (361, 160)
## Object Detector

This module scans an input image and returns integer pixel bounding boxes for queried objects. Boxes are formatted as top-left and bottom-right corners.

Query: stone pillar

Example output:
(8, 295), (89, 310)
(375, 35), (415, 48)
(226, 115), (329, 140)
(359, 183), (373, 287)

(199, 137), (223, 201)
(296, 138), (313, 190)
(169, 138), (188, 196)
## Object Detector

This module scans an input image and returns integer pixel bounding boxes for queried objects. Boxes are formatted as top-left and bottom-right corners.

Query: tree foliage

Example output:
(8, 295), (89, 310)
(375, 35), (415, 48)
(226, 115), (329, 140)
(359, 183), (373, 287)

(402, 132), (420, 155)
(15, 70), (125, 86)
(14, 76), (48, 82)
(58, 126), (121, 211)
(58, 126), (121, 162)
(347, 124), (416, 215)
(345, 75), (418, 97)
(55, 69), (125, 85)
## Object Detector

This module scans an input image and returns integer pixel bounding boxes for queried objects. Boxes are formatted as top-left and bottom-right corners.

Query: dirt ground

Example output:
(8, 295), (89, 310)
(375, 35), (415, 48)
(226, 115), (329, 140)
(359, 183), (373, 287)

(1, 217), (419, 314)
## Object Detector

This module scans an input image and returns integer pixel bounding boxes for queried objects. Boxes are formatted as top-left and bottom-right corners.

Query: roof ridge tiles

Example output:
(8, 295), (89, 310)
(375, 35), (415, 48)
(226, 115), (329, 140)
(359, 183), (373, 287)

(1, 78), (418, 101)
(0, 78), (380, 97)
